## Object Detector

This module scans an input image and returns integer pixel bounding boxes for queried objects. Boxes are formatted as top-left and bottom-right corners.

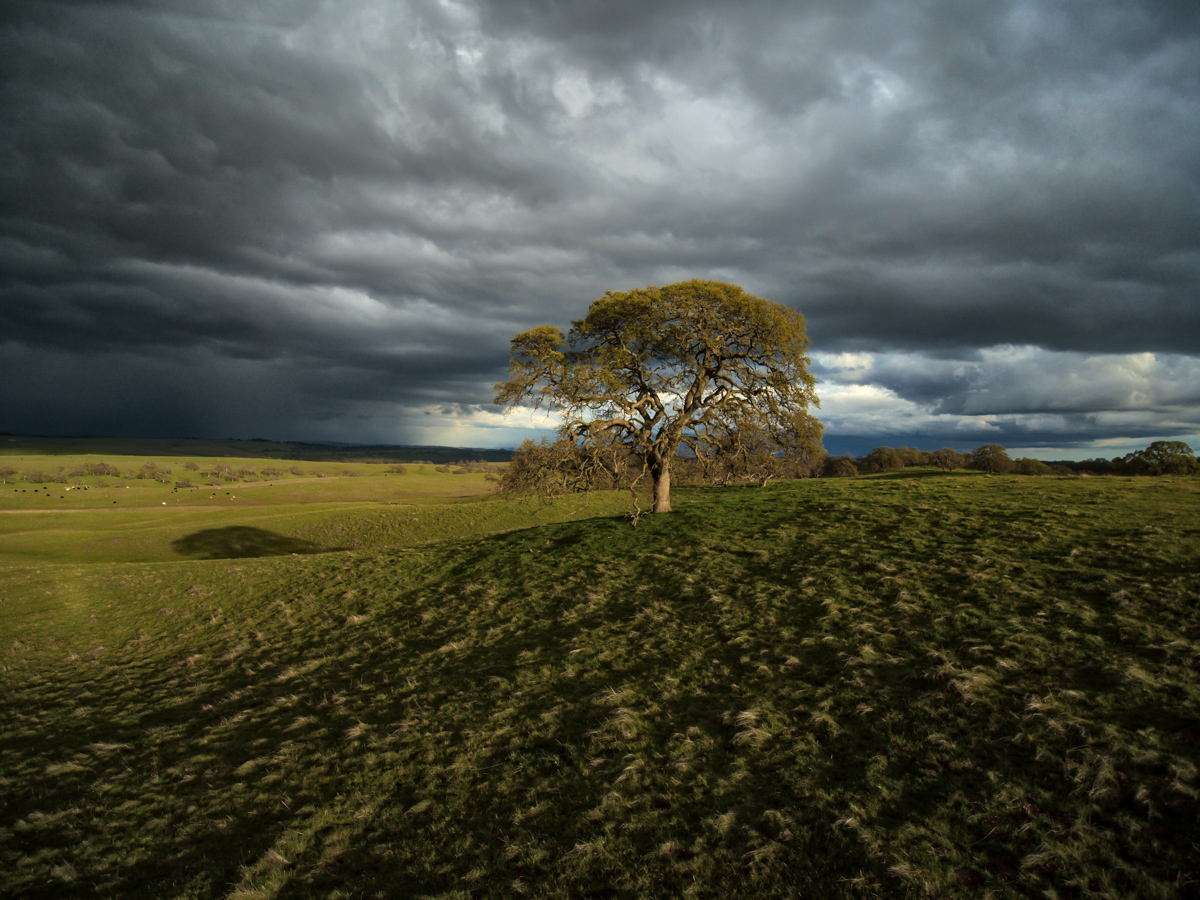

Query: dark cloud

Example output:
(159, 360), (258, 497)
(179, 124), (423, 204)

(1, 0), (1197, 452)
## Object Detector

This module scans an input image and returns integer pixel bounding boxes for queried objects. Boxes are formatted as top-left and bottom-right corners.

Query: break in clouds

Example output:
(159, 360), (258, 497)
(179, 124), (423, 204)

(2, 0), (1198, 455)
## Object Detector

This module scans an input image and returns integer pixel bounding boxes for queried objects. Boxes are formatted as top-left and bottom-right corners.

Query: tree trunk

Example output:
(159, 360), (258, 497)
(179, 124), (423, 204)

(651, 460), (671, 513)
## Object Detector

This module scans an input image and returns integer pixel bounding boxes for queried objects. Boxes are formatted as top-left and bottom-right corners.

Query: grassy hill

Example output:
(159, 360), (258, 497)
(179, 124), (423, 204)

(2, 466), (1198, 898)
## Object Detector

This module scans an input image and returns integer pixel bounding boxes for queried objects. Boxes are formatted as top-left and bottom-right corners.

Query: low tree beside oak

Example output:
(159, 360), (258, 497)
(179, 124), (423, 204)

(822, 455), (858, 478)
(494, 279), (822, 513)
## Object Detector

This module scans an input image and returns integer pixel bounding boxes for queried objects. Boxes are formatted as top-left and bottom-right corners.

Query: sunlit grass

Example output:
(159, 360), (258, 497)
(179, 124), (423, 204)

(1, 472), (1198, 897)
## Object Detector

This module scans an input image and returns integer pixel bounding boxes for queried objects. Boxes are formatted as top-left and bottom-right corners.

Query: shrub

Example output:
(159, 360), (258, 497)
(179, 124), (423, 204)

(822, 456), (858, 478)
(1013, 457), (1052, 476)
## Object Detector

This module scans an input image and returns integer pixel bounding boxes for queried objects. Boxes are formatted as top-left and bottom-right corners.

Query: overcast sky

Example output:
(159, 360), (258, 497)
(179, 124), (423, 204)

(2, 0), (1198, 457)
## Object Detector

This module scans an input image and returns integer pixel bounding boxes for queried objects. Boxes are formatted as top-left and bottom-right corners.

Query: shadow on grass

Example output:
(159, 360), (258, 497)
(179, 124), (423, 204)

(171, 526), (333, 559)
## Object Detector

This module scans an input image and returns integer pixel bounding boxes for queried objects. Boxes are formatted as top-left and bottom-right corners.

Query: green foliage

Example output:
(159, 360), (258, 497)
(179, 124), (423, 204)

(1114, 440), (1198, 476)
(1013, 457), (1053, 476)
(861, 447), (903, 471)
(501, 437), (641, 498)
(2, 474), (1198, 897)
(821, 454), (858, 477)
(968, 443), (1013, 474)
(495, 279), (821, 512)
(0, 452), (600, 567)
(929, 447), (968, 472)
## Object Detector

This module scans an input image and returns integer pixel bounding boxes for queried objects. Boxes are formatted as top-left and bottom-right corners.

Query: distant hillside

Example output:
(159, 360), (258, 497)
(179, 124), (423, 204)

(0, 434), (513, 464)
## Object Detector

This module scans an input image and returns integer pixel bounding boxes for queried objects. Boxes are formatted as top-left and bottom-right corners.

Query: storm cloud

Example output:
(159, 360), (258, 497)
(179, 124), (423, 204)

(2, 0), (1198, 454)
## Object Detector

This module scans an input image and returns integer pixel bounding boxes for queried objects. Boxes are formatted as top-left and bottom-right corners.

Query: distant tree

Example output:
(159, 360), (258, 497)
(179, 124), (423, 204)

(1115, 441), (1198, 476)
(929, 448), (967, 472)
(861, 447), (902, 472)
(968, 444), (1013, 475)
(1012, 457), (1052, 476)
(0, 466), (14, 483)
(138, 463), (172, 483)
(495, 279), (821, 513)
(896, 446), (928, 467)
(1072, 458), (1114, 476)
(822, 455), (858, 478)
(388, 464), (408, 474)
(184, 461), (200, 471)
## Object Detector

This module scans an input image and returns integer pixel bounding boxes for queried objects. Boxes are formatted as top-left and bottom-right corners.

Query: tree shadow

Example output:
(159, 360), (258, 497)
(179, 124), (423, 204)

(171, 526), (333, 560)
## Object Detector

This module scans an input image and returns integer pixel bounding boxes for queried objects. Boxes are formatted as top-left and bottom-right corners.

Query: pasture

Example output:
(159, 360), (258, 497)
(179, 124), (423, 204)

(1, 448), (1197, 898)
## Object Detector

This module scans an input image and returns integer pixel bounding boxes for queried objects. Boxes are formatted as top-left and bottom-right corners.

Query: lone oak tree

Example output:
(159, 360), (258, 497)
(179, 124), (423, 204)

(494, 279), (821, 513)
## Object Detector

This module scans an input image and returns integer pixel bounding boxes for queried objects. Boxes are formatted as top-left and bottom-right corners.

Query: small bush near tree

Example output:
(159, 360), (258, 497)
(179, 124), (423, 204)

(1013, 457), (1053, 476)
(501, 437), (638, 498)
(822, 455), (858, 478)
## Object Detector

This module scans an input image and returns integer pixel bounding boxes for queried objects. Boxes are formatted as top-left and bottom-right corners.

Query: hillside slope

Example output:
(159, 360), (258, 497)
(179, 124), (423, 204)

(2, 475), (1198, 898)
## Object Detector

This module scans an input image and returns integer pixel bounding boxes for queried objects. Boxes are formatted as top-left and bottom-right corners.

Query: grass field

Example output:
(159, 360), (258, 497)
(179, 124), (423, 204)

(1, 453), (1198, 898)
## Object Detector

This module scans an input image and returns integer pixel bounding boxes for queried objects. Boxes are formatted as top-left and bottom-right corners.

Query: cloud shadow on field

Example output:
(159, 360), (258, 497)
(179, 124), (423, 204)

(171, 526), (332, 560)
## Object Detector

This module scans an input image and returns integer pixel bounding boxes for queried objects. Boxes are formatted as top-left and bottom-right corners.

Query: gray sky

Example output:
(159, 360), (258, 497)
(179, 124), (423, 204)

(2, 0), (1198, 457)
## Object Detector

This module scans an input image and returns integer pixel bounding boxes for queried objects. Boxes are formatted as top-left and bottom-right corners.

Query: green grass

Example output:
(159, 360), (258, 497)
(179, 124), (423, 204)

(2, 469), (1199, 898)
(0, 453), (614, 568)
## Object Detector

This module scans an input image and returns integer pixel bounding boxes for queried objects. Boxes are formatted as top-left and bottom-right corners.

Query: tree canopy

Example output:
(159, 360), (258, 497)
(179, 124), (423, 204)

(968, 443), (1013, 475)
(494, 279), (821, 513)
(1114, 441), (1198, 476)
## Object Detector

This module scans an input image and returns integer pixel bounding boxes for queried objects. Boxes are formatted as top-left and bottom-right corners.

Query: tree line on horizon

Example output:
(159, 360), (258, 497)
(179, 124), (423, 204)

(844, 440), (1198, 478)
(499, 438), (1198, 497)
